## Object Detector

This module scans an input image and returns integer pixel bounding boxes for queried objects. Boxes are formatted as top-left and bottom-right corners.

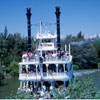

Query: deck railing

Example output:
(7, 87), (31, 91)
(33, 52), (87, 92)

(19, 72), (68, 79)
(22, 56), (70, 62)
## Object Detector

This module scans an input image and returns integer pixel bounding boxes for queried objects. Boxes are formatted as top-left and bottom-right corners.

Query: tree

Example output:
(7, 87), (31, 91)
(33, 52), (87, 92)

(0, 26), (9, 66)
(72, 42), (99, 69)
(92, 40), (100, 59)
(76, 31), (84, 41)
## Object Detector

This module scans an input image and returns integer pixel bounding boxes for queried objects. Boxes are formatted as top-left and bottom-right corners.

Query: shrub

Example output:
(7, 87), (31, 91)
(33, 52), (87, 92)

(0, 72), (4, 85)
(73, 65), (79, 70)
(0, 72), (4, 80)
(7, 61), (19, 77)
(5, 91), (33, 99)
(66, 77), (100, 99)
(10, 70), (19, 77)
(52, 76), (100, 99)
(98, 63), (100, 68)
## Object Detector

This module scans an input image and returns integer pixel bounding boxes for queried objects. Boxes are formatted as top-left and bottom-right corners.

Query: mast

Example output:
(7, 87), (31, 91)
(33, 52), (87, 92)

(26, 8), (32, 52)
(55, 6), (61, 51)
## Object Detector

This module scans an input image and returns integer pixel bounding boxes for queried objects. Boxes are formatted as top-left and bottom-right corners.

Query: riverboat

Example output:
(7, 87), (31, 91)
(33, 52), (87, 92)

(18, 7), (74, 95)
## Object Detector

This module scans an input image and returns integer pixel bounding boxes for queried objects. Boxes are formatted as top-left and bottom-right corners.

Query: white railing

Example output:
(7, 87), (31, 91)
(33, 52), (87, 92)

(22, 57), (39, 62)
(19, 72), (68, 80)
(22, 56), (70, 63)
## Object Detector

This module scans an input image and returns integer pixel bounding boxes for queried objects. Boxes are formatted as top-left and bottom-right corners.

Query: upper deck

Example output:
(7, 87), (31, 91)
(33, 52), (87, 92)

(20, 51), (72, 65)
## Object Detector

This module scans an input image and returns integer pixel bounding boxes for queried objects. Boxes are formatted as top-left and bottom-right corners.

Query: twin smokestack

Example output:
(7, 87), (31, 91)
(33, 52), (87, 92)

(26, 8), (32, 52)
(26, 7), (61, 52)
(55, 6), (61, 51)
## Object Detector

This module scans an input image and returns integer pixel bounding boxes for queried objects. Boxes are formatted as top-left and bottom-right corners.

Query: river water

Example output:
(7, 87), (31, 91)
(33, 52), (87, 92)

(0, 78), (19, 99)
(0, 69), (100, 99)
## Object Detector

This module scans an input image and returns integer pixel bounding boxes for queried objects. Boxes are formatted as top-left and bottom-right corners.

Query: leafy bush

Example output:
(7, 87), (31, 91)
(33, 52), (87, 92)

(6, 61), (19, 77)
(73, 65), (79, 70)
(98, 63), (100, 68)
(66, 77), (100, 99)
(10, 70), (19, 77)
(0, 72), (4, 85)
(5, 92), (33, 99)
(8, 61), (18, 71)
(53, 76), (100, 99)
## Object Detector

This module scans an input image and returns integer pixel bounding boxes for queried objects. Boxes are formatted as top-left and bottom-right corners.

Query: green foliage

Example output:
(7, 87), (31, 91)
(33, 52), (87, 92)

(73, 65), (79, 70)
(0, 72), (4, 80)
(5, 91), (33, 99)
(0, 27), (36, 72)
(8, 61), (18, 71)
(98, 62), (100, 66)
(62, 32), (100, 69)
(0, 72), (4, 85)
(53, 76), (100, 99)
(10, 61), (19, 77)
(72, 42), (99, 69)
(92, 40), (100, 58)
(0, 67), (4, 85)
(76, 31), (84, 41)
(98, 63), (100, 68)
(0, 27), (28, 67)
(66, 77), (100, 99)
(5, 61), (19, 77)
(53, 85), (66, 99)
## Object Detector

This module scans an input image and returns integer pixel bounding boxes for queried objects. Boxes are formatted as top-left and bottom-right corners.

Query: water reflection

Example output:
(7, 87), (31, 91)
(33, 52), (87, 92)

(0, 78), (19, 99)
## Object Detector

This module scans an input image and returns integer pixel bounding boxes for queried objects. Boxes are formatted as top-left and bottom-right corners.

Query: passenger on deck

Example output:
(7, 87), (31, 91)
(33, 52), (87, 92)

(22, 67), (26, 73)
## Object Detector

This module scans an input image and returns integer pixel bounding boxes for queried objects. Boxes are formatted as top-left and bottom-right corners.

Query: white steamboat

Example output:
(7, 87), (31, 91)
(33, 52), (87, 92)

(18, 7), (74, 94)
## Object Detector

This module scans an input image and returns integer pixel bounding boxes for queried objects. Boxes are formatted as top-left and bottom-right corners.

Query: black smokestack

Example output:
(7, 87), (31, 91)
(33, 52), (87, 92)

(26, 8), (32, 52)
(55, 6), (61, 51)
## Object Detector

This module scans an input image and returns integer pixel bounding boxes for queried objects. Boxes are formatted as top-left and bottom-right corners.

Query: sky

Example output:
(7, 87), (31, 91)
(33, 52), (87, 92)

(0, 0), (100, 38)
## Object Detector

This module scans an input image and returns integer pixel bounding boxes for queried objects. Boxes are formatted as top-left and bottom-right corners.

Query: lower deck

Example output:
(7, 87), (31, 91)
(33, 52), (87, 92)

(19, 62), (73, 81)
(18, 79), (69, 93)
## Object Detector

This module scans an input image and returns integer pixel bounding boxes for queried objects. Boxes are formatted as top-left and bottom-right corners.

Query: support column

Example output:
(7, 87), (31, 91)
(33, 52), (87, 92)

(50, 81), (53, 90)
(23, 81), (26, 88)
(26, 65), (28, 73)
(33, 81), (34, 88)
(20, 81), (22, 88)
(26, 81), (28, 88)
(20, 65), (22, 73)
(65, 44), (67, 51)
(56, 64), (58, 75)
(46, 64), (48, 76)
(63, 64), (65, 72)
(36, 64), (38, 73)
(64, 81), (66, 87)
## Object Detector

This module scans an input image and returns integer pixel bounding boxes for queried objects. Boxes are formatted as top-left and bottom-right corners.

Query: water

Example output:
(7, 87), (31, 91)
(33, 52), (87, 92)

(74, 69), (100, 87)
(0, 78), (19, 99)
(0, 70), (100, 99)
(89, 71), (100, 88)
